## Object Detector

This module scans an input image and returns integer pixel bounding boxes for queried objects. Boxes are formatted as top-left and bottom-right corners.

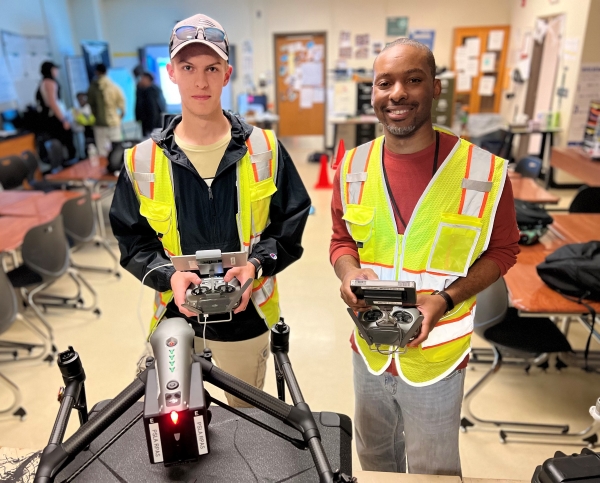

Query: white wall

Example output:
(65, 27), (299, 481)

(90, 0), (511, 106)
(500, 0), (592, 147)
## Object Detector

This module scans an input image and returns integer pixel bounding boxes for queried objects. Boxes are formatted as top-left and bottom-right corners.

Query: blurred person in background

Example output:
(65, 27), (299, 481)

(36, 61), (77, 163)
(135, 72), (167, 137)
(87, 63), (125, 156)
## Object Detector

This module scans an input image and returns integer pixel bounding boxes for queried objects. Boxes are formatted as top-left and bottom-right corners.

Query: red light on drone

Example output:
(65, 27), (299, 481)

(170, 411), (179, 424)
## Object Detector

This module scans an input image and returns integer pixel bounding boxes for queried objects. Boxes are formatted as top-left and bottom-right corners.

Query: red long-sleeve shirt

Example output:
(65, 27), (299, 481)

(330, 132), (520, 374)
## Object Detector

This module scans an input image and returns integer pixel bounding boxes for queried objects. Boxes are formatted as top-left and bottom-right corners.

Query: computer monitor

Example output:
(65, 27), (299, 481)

(1, 109), (18, 131)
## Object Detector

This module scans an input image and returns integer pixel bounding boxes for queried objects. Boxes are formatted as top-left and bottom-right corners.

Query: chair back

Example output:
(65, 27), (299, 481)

(21, 215), (70, 280)
(474, 277), (509, 338)
(515, 156), (542, 179)
(20, 150), (42, 181)
(0, 270), (18, 336)
(61, 193), (96, 243)
(0, 155), (28, 190)
(569, 186), (600, 213)
(44, 139), (65, 171)
(107, 139), (139, 174)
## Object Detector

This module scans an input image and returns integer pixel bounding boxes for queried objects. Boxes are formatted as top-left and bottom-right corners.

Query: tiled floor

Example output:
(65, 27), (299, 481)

(0, 135), (598, 480)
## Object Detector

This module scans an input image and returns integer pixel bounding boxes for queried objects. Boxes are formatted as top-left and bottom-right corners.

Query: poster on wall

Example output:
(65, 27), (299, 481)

(355, 47), (369, 59)
(338, 46), (352, 60)
(372, 41), (383, 56)
(409, 30), (435, 51)
(339, 31), (351, 48)
(386, 17), (408, 37)
(81, 40), (110, 81)
(568, 63), (600, 144)
(355, 34), (370, 47)
(242, 39), (254, 90)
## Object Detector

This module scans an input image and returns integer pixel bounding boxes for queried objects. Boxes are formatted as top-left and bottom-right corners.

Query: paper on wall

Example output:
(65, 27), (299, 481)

(563, 37), (580, 62)
(313, 87), (325, 103)
(487, 30), (504, 51)
(339, 31), (351, 48)
(465, 37), (481, 57)
(466, 58), (479, 77)
(478, 75), (495, 96)
(457, 73), (472, 92)
(454, 46), (468, 71)
(300, 87), (313, 108)
(568, 63), (600, 143)
(301, 62), (323, 87)
(480, 52), (496, 73)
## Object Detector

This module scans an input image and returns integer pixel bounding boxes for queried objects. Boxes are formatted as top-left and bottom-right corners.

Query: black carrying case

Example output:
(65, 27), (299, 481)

(532, 448), (600, 482)
(54, 400), (352, 482)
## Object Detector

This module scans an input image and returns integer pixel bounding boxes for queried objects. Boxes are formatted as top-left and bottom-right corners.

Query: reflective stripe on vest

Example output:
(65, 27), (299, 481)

(124, 127), (281, 336)
(341, 129), (507, 386)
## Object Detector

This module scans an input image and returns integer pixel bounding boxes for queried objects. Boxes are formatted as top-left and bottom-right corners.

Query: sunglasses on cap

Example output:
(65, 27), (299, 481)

(173, 26), (228, 55)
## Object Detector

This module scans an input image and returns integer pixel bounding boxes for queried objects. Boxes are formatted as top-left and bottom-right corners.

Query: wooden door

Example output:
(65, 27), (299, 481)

(274, 33), (326, 136)
(451, 26), (510, 114)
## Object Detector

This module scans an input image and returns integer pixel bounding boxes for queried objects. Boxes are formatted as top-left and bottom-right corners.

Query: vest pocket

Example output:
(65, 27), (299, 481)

(427, 213), (482, 277)
(342, 204), (375, 244)
(250, 178), (277, 235)
(139, 196), (172, 235)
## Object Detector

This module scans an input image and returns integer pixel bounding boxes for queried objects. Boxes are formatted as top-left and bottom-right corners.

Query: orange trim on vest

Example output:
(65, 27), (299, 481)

(458, 144), (474, 215)
(403, 267), (452, 277)
(344, 149), (357, 205)
(421, 331), (473, 350)
(478, 154), (496, 218)
(357, 142), (375, 205)
(258, 287), (276, 306)
(252, 277), (268, 292)
(363, 261), (394, 268)
(436, 304), (476, 327)
(131, 145), (140, 194)
(262, 130), (273, 178)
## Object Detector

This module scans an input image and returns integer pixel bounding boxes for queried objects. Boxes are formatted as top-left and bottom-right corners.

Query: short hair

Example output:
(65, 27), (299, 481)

(376, 38), (437, 78)
(76, 92), (87, 98)
(95, 63), (107, 74)
(142, 72), (154, 82)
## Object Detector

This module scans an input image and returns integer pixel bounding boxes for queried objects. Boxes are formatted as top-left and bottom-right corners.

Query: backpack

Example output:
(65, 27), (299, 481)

(536, 241), (600, 301)
(514, 199), (554, 245)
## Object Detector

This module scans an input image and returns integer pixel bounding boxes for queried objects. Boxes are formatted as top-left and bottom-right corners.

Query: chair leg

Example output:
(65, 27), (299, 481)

(0, 314), (51, 364)
(499, 398), (600, 448)
(0, 372), (27, 421)
(70, 238), (121, 278)
(461, 346), (569, 433)
(24, 283), (58, 360)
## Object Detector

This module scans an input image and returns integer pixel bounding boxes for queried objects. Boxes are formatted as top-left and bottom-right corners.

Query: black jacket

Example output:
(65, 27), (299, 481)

(109, 112), (311, 341)
(135, 84), (166, 135)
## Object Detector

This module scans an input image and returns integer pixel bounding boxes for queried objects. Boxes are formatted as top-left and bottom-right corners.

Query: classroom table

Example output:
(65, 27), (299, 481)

(46, 158), (118, 239)
(0, 190), (83, 219)
(0, 215), (47, 253)
(549, 146), (600, 188)
(510, 177), (559, 204)
(504, 213), (600, 315)
(0, 190), (44, 209)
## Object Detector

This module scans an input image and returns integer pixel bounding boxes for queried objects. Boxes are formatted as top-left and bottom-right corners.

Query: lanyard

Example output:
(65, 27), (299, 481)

(382, 131), (440, 230)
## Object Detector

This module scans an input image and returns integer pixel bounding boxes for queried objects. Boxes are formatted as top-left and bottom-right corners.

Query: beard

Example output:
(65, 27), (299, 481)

(384, 114), (428, 138)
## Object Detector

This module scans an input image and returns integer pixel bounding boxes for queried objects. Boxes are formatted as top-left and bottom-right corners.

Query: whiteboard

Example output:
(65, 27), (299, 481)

(1, 30), (52, 109)
(65, 56), (89, 106)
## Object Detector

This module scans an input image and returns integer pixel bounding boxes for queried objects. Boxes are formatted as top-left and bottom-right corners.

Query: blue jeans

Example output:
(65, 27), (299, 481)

(353, 351), (465, 475)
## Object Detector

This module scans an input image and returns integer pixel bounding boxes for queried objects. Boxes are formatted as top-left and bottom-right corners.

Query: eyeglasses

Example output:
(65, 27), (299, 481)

(173, 26), (228, 55)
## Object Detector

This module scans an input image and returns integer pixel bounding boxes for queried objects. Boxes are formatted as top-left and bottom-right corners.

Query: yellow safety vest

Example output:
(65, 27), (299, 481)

(124, 127), (281, 336)
(341, 129), (507, 386)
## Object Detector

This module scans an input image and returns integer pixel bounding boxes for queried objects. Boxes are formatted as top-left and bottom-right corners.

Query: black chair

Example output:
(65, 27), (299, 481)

(62, 192), (120, 278)
(0, 155), (28, 190)
(461, 277), (574, 437)
(569, 186), (600, 213)
(514, 156), (543, 179)
(6, 216), (71, 357)
(44, 139), (65, 172)
(107, 139), (139, 174)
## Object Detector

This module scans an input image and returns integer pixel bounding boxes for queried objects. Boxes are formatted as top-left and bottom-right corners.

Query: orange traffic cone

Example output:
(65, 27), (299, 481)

(314, 153), (333, 189)
(331, 139), (346, 170)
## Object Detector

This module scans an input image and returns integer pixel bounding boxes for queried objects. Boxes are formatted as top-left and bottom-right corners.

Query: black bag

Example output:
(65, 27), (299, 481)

(536, 241), (600, 301)
(515, 199), (554, 245)
(532, 448), (600, 482)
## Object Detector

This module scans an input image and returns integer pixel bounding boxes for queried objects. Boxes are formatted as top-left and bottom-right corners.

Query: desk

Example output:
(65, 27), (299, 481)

(0, 191), (44, 209)
(45, 158), (117, 183)
(0, 190), (83, 219)
(0, 132), (35, 159)
(0, 216), (47, 252)
(550, 147), (600, 188)
(505, 214), (600, 314)
(329, 115), (381, 152)
(500, 126), (560, 162)
(511, 177), (559, 204)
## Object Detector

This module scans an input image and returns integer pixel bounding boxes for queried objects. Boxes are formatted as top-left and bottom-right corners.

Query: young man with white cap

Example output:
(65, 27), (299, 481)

(110, 14), (311, 407)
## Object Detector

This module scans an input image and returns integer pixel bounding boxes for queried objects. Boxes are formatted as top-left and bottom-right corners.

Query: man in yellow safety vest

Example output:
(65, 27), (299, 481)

(110, 13), (311, 407)
(330, 38), (520, 475)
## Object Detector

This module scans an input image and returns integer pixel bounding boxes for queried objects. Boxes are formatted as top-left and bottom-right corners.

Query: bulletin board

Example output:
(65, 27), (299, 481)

(274, 32), (326, 136)
(1, 30), (52, 109)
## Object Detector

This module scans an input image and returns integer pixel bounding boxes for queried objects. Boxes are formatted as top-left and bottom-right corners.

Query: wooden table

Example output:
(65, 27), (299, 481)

(505, 213), (600, 314)
(0, 190), (44, 209)
(45, 158), (117, 183)
(550, 147), (600, 187)
(510, 177), (559, 204)
(0, 190), (83, 219)
(0, 132), (35, 158)
(0, 215), (48, 252)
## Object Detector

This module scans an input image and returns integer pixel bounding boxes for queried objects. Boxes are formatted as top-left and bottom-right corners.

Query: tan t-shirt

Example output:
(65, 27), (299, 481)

(174, 131), (232, 187)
